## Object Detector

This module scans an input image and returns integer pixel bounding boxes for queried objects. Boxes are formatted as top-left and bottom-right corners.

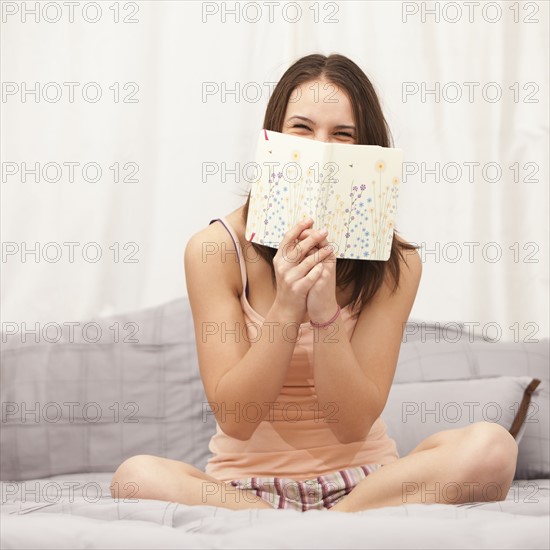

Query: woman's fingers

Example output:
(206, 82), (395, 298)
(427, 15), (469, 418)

(271, 219), (335, 315)
(299, 229), (330, 259)
(274, 218), (332, 282)
(276, 219), (314, 267)
(293, 229), (329, 262)
(305, 261), (324, 282)
(277, 220), (329, 266)
(299, 227), (330, 244)
(293, 244), (333, 279)
(279, 218), (313, 251)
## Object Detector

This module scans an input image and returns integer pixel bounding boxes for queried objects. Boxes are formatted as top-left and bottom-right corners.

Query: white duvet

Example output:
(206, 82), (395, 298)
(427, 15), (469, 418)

(2, 473), (549, 549)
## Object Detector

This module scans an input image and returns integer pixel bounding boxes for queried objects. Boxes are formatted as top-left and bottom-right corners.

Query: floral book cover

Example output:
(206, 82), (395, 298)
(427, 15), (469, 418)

(245, 129), (403, 261)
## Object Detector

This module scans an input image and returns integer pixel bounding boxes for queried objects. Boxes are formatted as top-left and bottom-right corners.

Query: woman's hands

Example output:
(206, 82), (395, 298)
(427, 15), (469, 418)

(298, 222), (339, 324)
(272, 218), (334, 321)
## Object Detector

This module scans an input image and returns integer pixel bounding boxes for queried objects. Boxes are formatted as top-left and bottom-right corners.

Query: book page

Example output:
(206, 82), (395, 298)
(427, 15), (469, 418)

(245, 129), (403, 261)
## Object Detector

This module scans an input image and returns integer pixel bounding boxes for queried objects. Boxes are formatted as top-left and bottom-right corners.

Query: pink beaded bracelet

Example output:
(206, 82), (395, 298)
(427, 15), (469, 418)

(309, 305), (341, 328)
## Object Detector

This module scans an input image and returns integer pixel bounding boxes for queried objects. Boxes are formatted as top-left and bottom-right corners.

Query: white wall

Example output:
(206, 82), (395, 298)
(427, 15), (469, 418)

(2, 1), (548, 342)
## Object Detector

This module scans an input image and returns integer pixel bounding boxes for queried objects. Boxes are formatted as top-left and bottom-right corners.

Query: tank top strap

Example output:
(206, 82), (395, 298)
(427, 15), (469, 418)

(209, 217), (249, 299)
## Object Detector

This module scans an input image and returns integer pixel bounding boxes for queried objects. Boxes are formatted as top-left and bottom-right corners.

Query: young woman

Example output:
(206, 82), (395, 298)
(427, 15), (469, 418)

(111, 54), (518, 513)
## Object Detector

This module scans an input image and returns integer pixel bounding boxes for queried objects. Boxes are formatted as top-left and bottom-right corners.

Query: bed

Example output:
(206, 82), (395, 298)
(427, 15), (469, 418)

(2, 297), (548, 549)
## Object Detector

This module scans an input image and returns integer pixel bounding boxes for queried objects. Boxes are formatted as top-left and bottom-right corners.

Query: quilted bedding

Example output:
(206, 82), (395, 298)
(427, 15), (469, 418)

(1, 472), (548, 549)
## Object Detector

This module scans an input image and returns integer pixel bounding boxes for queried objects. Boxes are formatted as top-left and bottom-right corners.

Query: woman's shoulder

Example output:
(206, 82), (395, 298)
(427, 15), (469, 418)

(185, 219), (226, 259)
(186, 207), (245, 248)
(184, 209), (245, 295)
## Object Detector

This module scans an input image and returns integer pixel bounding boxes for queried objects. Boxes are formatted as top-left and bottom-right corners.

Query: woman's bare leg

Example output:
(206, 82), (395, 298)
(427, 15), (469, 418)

(329, 421), (518, 513)
(110, 455), (272, 510)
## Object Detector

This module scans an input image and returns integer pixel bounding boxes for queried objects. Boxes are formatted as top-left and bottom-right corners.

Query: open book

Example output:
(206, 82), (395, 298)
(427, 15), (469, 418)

(245, 129), (403, 260)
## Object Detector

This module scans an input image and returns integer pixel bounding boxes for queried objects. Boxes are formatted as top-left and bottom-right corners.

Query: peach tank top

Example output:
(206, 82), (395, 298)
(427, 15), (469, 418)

(204, 217), (399, 482)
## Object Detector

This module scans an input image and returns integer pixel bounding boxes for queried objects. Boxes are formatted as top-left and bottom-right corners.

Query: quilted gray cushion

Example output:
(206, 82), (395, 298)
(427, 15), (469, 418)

(395, 322), (548, 480)
(1, 298), (216, 481)
(382, 375), (535, 460)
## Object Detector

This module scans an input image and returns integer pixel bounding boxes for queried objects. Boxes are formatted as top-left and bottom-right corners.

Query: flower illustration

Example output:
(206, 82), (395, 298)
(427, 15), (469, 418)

(376, 161), (385, 172)
(393, 177), (399, 185)
(292, 151), (300, 161)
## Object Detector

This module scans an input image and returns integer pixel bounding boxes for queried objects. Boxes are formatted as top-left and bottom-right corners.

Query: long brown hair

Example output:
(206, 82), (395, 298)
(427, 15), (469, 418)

(242, 53), (419, 319)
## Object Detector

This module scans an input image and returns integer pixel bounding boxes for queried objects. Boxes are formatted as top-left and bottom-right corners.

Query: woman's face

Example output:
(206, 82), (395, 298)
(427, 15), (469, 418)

(281, 78), (357, 144)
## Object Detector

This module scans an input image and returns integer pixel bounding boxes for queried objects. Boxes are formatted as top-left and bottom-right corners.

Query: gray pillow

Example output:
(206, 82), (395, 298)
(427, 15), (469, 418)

(395, 323), (549, 480)
(381, 375), (539, 459)
(1, 298), (216, 481)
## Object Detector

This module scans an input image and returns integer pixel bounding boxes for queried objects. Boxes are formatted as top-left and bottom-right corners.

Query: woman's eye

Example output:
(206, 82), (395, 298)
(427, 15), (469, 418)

(293, 124), (311, 130)
(335, 132), (353, 138)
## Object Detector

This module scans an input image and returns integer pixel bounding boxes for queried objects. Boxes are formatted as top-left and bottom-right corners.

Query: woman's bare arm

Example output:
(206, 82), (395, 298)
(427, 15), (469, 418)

(184, 220), (328, 440)
(312, 244), (423, 443)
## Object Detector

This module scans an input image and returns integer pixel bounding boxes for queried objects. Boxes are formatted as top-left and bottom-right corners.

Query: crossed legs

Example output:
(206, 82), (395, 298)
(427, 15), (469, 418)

(329, 421), (518, 512)
(110, 456), (272, 510)
(110, 421), (518, 513)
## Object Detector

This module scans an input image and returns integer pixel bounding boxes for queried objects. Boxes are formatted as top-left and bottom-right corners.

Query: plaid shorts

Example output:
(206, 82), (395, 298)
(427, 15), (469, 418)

(229, 464), (383, 512)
